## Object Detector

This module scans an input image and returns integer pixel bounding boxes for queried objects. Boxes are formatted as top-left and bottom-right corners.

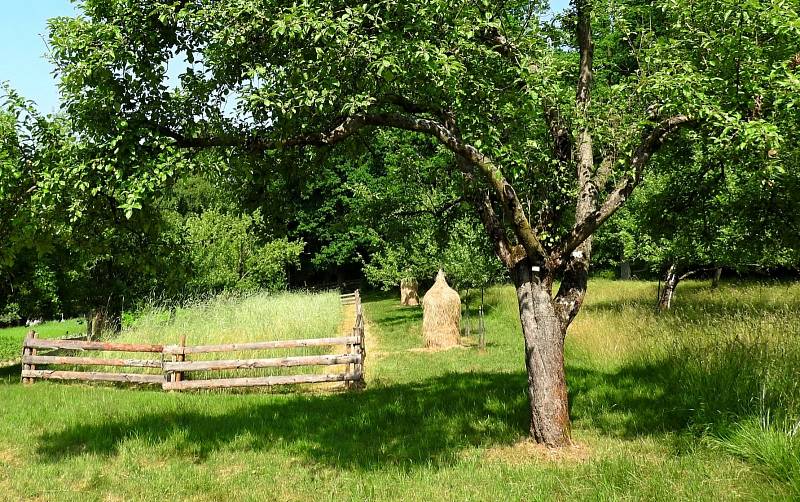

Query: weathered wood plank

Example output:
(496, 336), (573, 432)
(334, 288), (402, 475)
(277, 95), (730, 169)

(163, 353), (361, 372)
(24, 339), (163, 353)
(22, 369), (164, 384)
(21, 332), (34, 384)
(22, 355), (162, 368)
(162, 372), (362, 390)
(163, 336), (359, 355)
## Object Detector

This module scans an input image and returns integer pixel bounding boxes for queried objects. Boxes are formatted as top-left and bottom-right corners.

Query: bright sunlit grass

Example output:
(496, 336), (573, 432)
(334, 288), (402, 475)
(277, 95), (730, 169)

(119, 290), (343, 346)
(0, 318), (84, 361)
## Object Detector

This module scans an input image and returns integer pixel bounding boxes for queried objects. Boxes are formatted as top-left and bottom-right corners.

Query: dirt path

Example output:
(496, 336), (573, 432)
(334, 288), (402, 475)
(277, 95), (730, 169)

(334, 302), (377, 382)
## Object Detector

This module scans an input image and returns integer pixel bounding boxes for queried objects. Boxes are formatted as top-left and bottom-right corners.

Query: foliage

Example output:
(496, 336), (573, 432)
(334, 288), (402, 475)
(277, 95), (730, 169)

(442, 217), (507, 290)
(594, 138), (800, 276)
(182, 209), (304, 292)
(41, 0), (798, 284)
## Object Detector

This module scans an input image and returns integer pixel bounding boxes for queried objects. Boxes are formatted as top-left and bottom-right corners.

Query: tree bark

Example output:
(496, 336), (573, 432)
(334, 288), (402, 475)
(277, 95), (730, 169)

(658, 264), (680, 310)
(400, 278), (419, 306)
(478, 287), (486, 350)
(620, 261), (632, 280)
(711, 267), (722, 289)
(512, 259), (571, 447)
(88, 309), (106, 340)
(464, 288), (471, 337)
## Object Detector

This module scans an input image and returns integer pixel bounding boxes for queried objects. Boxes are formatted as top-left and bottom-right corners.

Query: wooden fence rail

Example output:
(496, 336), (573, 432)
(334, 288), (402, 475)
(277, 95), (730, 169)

(20, 290), (366, 391)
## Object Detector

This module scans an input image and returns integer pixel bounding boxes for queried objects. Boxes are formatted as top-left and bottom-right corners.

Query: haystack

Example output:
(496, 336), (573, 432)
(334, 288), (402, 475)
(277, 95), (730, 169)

(400, 278), (420, 306)
(422, 270), (461, 348)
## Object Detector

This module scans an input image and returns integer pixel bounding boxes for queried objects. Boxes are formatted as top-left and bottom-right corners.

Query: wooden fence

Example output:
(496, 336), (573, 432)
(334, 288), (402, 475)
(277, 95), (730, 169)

(20, 290), (366, 391)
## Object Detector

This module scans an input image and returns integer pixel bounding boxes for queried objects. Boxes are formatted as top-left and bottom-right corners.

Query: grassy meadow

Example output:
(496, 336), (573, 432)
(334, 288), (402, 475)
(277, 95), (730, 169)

(0, 318), (84, 362)
(0, 280), (799, 500)
(106, 291), (345, 380)
(118, 290), (342, 346)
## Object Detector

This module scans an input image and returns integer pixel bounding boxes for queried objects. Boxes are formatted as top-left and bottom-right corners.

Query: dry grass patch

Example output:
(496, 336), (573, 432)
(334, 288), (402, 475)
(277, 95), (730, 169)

(0, 447), (22, 467)
(483, 439), (591, 465)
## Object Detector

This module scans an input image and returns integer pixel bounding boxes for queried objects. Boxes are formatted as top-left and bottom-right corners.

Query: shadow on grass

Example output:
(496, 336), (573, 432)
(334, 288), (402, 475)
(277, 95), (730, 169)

(567, 362), (688, 438)
(0, 363), (21, 382)
(35, 371), (531, 469)
(568, 337), (798, 442)
(32, 330), (787, 469)
(372, 308), (423, 327)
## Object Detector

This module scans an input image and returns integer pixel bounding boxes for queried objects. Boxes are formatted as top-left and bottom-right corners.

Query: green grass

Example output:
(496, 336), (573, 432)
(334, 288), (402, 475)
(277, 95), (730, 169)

(1, 280), (799, 500)
(0, 318), (84, 361)
(97, 290), (343, 380)
(119, 290), (342, 346)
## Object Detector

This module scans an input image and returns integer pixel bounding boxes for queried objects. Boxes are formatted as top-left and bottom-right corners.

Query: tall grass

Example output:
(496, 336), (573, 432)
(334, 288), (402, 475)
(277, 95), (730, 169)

(2, 279), (799, 500)
(714, 417), (800, 496)
(120, 290), (342, 346)
(103, 290), (344, 381)
(570, 279), (800, 495)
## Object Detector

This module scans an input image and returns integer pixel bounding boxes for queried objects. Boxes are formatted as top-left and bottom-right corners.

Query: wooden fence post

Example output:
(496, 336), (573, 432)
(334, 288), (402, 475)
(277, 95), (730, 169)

(30, 332), (38, 378)
(346, 329), (355, 390)
(169, 335), (186, 384)
(21, 331), (35, 384)
(177, 335), (186, 383)
(353, 290), (365, 389)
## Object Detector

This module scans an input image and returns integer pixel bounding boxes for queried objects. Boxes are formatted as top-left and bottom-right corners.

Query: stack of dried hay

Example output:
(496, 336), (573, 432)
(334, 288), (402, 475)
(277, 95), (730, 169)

(422, 270), (461, 348)
(400, 278), (420, 306)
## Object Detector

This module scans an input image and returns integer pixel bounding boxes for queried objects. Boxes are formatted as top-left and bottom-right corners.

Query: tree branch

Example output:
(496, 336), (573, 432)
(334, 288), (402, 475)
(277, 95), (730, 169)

(556, 114), (694, 259)
(470, 187), (524, 269)
(543, 99), (572, 163)
(390, 196), (465, 219)
(156, 111), (551, 264)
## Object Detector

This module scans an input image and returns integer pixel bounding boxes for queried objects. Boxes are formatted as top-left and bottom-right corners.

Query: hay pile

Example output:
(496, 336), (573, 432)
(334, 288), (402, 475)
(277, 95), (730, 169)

(400, 278), (420, 306)
(422, 270), (461, 348)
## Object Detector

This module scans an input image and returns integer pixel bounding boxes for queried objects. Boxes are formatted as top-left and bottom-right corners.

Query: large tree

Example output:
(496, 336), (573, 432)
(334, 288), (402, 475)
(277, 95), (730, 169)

(48, 0), (798, 446)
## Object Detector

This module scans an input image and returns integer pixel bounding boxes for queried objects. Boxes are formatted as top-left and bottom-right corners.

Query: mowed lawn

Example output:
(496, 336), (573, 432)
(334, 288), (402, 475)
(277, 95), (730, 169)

(1, 280), (799, 500)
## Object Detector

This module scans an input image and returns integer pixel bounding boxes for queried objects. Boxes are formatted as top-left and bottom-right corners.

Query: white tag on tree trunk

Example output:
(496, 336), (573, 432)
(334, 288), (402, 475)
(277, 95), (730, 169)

(531, 266), (541, 272)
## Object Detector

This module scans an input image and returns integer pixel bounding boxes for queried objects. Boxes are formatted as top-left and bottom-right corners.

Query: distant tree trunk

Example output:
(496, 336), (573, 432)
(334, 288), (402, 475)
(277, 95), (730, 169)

(658, 264), (700, 310)
(658, 264), (680, 310)
(620, 261), (632, 280)
(87, 309), (107, 339)
(464, 288), (471, 337)
(711, 267), (722, 289)
(512, 259), (571, 446)
(400, 278), (419, 306)
(478, 287), (486, 350)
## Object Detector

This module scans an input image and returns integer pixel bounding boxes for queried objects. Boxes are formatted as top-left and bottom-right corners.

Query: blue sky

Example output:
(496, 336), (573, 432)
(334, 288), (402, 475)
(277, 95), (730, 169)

(0, 1), (76, 113)
(1, 0), (570, 114)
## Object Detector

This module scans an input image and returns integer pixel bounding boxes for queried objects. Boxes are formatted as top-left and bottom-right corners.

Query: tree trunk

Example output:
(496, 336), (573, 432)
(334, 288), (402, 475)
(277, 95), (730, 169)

(88, 309), (107, 340)
(711, 267), (722, 289)
(512, 259), (571, 447)
(478, 287), (486, 350)
(658, 264), (680, 310)
(620, 261), (631, 280)
(464, 288), (471, 337)
(400, 278), (419, 306)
